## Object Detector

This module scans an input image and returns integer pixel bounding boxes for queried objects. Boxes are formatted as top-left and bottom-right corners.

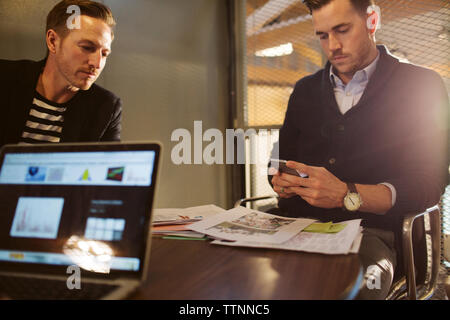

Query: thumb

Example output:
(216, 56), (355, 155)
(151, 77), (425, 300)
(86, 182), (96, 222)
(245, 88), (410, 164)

(268, 167), (279, 176)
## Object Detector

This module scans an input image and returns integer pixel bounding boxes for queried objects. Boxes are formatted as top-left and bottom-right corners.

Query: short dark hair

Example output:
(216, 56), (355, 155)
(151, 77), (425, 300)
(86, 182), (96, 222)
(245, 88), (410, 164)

(46, 0), (116, 39)
(303, 0), (375, 15)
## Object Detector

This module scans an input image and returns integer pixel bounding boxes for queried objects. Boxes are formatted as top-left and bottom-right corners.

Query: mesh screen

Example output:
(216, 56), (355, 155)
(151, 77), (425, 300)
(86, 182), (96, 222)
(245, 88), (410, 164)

(246, 0), (319, 127)
(442, 186), (450, 270)
(244, 0), (450, 268)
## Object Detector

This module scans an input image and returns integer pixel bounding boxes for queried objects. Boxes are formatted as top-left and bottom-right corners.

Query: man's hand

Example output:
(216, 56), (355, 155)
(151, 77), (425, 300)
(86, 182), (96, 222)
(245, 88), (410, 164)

(271, 161), (347, 208)
(271, 161), (393, 214)
(270, 167), (298, 199)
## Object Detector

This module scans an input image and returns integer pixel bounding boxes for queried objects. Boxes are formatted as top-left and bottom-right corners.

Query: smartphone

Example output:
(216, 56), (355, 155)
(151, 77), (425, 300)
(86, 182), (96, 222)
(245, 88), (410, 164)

(270, 159), (308, 178)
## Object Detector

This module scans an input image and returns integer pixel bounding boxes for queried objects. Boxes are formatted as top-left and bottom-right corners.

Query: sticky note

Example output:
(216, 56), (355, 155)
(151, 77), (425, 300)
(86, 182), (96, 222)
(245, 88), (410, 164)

(304, 222), (346, 233)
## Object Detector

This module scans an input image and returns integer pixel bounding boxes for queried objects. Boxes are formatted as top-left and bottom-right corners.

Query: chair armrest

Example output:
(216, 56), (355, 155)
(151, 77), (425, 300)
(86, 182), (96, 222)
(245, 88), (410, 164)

(401, 204), (441, 300)
(234, 195), (278, 208)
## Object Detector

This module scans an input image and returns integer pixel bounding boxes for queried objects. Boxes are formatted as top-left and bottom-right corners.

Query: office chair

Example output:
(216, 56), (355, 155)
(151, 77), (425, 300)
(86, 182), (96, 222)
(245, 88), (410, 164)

(385, 205), (441, 300)
(234, 195), (442, 300)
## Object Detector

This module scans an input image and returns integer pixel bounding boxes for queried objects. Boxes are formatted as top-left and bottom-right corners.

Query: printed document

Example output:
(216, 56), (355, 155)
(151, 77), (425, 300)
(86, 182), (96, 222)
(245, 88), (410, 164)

(188, 206), (315, 244)
(152, 204), (225, 225)
(212, 219), (362, 255)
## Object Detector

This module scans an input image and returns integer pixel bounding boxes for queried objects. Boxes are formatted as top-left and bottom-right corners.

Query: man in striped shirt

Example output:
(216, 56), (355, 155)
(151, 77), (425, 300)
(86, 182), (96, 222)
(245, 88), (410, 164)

(0, 0), (122, 147)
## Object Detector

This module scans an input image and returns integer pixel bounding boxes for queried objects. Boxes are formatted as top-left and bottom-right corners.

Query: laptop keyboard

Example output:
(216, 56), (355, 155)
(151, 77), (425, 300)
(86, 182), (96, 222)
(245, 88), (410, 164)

(0, 275), (121, 300)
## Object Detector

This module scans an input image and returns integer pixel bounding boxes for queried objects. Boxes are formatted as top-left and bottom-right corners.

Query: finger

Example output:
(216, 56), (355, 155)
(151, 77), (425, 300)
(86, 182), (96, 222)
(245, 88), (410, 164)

(279, 192), (296, 199)
(276, 186), (287, 194)
(275, 185), (296, 196)
(280, 173), (313, 187)
(274, 186), (283, 197)
(287, 186), (318, 199)
(271, 174), (281, 187)
(273, 174), (299, 188)
(286, 161), (312, 177)
(277, 176), (301, 187)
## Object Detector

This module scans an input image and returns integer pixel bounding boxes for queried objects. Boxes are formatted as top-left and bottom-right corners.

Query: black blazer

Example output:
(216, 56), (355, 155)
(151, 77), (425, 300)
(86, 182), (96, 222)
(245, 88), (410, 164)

(0, 59), (122, 148)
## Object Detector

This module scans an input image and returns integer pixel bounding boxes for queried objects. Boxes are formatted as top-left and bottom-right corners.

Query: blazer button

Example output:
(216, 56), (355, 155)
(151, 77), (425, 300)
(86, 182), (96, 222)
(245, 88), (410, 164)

(337, 124), (345, 132)
(329, 158), (336, 165)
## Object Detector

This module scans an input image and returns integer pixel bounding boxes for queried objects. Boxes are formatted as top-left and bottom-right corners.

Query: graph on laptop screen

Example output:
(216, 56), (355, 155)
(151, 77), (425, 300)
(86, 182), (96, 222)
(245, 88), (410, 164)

(0, 150), (156, 274)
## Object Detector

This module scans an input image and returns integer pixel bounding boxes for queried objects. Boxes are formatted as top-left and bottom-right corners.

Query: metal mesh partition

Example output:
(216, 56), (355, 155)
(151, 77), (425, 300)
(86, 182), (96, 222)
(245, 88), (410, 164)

(442, 186), (450, 271)
(245, 0), (320, 209)
(244, 0), (450, 269)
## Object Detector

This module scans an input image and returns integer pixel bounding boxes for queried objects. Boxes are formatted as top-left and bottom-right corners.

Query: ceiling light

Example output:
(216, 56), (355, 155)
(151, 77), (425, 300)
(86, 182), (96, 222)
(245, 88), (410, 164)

(255, 42), (293, 57)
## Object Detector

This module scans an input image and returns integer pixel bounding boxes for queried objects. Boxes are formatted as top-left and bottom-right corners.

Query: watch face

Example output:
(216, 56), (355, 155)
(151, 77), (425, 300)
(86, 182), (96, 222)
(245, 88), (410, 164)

(344, 193), (361, 211)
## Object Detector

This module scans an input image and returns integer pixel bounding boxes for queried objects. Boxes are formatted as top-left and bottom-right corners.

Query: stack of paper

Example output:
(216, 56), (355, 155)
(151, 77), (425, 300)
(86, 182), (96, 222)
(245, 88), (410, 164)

(151, 204), (226, 239)
(188, 206), (363, 255)
(188, 206), (315, 243)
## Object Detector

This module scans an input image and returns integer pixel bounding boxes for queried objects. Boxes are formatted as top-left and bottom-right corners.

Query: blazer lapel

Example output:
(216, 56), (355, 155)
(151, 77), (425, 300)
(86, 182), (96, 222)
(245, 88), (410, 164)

(61, 90), (89, 142)
(4, 60), (44, 144)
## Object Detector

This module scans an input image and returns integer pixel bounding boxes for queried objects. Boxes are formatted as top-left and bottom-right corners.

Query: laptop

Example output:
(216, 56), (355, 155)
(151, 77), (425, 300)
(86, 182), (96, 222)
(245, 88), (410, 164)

(0, 142), (161, 299)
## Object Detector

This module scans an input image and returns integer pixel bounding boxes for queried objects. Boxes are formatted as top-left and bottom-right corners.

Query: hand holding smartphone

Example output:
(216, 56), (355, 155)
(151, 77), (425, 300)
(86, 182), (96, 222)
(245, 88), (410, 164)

(270, 159), (308, 178)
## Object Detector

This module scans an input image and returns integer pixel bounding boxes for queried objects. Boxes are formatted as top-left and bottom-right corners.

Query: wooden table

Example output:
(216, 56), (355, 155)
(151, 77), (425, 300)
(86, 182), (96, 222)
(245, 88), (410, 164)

(131, 237), (363, 300)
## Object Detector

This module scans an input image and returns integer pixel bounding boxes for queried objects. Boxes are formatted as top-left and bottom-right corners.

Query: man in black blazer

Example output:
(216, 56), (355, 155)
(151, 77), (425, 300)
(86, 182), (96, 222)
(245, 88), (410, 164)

(0, 0), (121, 148)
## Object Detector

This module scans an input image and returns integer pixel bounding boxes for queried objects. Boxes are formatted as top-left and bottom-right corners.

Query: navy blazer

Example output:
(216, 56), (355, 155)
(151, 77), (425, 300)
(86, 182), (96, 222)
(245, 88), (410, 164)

(0, 59), (122, 148)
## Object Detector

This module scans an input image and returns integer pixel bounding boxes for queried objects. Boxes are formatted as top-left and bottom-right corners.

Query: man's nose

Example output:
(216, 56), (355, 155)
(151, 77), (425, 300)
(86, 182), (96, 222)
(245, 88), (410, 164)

(328, 34), (342, 52)
(89, 50), (103, 70)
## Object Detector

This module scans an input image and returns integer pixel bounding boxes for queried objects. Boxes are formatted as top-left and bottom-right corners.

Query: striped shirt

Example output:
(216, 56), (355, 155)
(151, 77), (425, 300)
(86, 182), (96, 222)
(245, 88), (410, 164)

(20, 92), (66, 144)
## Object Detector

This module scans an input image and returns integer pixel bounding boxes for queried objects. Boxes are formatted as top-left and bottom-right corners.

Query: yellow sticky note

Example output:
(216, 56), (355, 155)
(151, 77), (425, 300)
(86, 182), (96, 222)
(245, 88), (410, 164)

(304, 222), (333, 233)
(304, 222), (346, 233)
(328, 223), (346, 233)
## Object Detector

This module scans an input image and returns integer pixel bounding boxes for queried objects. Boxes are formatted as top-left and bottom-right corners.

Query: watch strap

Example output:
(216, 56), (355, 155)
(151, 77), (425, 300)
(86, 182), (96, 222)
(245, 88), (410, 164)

(346, 182), (358, 194)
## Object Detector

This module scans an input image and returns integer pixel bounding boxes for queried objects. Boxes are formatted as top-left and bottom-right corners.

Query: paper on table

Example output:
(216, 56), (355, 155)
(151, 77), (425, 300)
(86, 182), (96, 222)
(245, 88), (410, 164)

(152, 204), (226, 225)
(211, 219), (362, 255)
(152, 224), (192, 233)
(188, 206), (316, 244)
(151, 223), (205, 238)
(183, 204), (226, 217)
(349, 227), (364, 254)
(303, 221), (347, 233)
(152, 208), (181, 223)
(162, 232), (206, 239)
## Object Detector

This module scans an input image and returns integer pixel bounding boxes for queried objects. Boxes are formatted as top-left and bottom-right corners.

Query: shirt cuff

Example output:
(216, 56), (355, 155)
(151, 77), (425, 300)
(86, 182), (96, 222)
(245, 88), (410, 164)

(379, 182), (397, 207)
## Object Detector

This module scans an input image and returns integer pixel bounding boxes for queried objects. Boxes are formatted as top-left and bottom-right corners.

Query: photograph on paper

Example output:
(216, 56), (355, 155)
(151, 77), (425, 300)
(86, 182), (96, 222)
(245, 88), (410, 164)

(188, 206), (315, 243)
(212, 219), (362, 255)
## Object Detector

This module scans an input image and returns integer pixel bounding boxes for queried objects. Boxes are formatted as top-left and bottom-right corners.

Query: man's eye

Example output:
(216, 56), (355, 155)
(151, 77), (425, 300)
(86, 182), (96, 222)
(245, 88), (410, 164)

(337, 28), (349, 33)
(81, 46), (95, 52)
(319, 34), (328, 40)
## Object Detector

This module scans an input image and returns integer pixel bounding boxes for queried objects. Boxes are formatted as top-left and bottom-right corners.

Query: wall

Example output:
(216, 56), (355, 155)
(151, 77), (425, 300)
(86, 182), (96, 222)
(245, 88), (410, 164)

(0, 0), (231, 209)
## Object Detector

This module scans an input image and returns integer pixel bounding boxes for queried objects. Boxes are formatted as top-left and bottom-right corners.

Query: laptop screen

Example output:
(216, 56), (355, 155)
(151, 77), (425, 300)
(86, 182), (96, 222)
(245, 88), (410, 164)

(0, 143), (160, 279)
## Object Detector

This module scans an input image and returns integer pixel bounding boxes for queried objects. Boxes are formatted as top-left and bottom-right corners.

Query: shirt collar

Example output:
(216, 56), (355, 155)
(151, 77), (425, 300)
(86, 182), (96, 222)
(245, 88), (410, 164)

(329, 49), (380, 88)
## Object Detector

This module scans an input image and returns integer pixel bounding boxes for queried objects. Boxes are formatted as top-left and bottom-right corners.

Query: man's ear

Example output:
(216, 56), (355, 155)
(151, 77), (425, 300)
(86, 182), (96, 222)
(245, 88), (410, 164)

(46, 29), (60, 55)
(366, 5), (381, 34)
